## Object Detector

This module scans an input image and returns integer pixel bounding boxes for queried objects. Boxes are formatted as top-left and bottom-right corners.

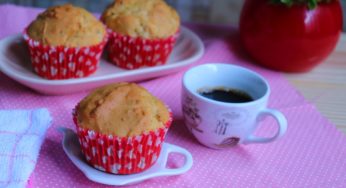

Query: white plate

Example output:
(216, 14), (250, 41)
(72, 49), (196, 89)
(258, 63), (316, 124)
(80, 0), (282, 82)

(0, 27), (204, 95)
(59, 127), (193, 186)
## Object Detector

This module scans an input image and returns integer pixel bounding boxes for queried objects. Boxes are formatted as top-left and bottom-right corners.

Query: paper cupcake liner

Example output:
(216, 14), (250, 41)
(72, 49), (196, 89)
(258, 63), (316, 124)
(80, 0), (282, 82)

(107, 29), (178, 70)
(72, 107), (173, 174)
(23, 29), (108, 80)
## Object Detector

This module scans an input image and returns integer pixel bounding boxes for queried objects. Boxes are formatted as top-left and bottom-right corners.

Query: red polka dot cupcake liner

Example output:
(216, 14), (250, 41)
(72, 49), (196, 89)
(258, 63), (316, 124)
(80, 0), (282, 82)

(72, 107), (173, 175)
(23, 29), (108, 80)
(107, 30), (178, 70)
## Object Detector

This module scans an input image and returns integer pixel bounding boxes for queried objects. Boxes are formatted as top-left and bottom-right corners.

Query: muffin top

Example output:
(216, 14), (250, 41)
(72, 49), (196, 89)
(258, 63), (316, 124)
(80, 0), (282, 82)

(27, 4), (106, 47)
(76, 83), (170, 137)
(101, 0), (180, 39)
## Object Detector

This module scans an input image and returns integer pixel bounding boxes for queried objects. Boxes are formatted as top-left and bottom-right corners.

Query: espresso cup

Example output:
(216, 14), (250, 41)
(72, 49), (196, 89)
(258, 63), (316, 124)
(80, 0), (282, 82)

(182, 63), (287, 149)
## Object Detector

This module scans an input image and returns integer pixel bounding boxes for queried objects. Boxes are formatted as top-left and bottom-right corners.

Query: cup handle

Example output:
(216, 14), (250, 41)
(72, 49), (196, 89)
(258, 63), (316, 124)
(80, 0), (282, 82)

(243, 108), (287, 144)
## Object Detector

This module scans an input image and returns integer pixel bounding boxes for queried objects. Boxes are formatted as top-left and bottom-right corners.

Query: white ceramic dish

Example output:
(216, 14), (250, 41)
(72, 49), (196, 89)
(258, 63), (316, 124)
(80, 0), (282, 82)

(0, 26), (204, 95)
(59, 128), (193, 186)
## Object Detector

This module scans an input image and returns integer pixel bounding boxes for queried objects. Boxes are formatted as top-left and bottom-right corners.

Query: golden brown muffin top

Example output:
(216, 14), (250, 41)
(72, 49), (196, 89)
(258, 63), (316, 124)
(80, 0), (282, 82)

(27, 4), (106, 47)
(101, 0), (180, 39)
(76, 83), (170, 137)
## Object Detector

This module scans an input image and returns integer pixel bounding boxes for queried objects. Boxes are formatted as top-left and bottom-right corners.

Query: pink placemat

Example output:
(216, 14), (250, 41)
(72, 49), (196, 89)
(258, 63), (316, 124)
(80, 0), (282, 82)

(1, 4), (346, 187)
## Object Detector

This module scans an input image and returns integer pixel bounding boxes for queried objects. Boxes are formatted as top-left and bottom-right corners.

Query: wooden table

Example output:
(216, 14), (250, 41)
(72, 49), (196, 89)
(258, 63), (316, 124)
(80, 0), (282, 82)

(286, 34), (346, 134)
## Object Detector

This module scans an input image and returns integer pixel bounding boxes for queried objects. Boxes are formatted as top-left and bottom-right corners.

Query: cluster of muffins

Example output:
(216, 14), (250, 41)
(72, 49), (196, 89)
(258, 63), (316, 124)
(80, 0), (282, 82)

(24, 0), (180, 80)
(24, 1), (177, 175)
(74, 82), (172, 174)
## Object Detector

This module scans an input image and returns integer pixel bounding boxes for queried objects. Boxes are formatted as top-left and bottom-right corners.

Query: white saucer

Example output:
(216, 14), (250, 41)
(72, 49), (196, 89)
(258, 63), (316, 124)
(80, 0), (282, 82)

(59, 128), (193, 186)
(0, 26), (204, 95)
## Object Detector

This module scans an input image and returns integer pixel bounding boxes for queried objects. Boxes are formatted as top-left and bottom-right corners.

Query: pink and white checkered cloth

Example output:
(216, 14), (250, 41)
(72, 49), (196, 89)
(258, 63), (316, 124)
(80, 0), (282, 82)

(0, 109), (52, 188)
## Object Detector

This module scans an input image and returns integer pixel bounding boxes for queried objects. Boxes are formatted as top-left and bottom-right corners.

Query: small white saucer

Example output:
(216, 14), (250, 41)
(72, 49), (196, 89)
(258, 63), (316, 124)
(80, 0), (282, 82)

(59, 128), (193, 186)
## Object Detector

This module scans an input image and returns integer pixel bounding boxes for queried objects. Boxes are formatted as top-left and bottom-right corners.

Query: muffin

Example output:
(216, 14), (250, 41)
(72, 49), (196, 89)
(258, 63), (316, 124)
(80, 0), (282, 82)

(24, 4), (108, 80)
(101, 0), (180, 70)
(73, 82), (172, 174)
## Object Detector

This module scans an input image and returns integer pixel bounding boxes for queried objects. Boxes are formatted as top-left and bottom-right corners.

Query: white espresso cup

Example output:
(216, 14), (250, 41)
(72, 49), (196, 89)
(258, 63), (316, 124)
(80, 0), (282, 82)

(182, 63), (287, 149)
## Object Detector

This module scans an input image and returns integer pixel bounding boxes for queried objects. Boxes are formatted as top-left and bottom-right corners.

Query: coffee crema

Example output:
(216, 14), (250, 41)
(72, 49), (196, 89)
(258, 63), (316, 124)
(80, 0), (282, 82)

(198, 87), (253, 103)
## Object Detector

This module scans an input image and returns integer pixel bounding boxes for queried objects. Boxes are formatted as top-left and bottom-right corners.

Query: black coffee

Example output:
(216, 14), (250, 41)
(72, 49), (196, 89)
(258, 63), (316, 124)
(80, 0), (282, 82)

(199, 88), (253, 103)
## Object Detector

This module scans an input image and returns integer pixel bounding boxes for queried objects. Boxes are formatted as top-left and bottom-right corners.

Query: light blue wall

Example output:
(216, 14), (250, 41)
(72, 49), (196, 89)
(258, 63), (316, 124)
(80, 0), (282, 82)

(342, 0), (346, 30)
